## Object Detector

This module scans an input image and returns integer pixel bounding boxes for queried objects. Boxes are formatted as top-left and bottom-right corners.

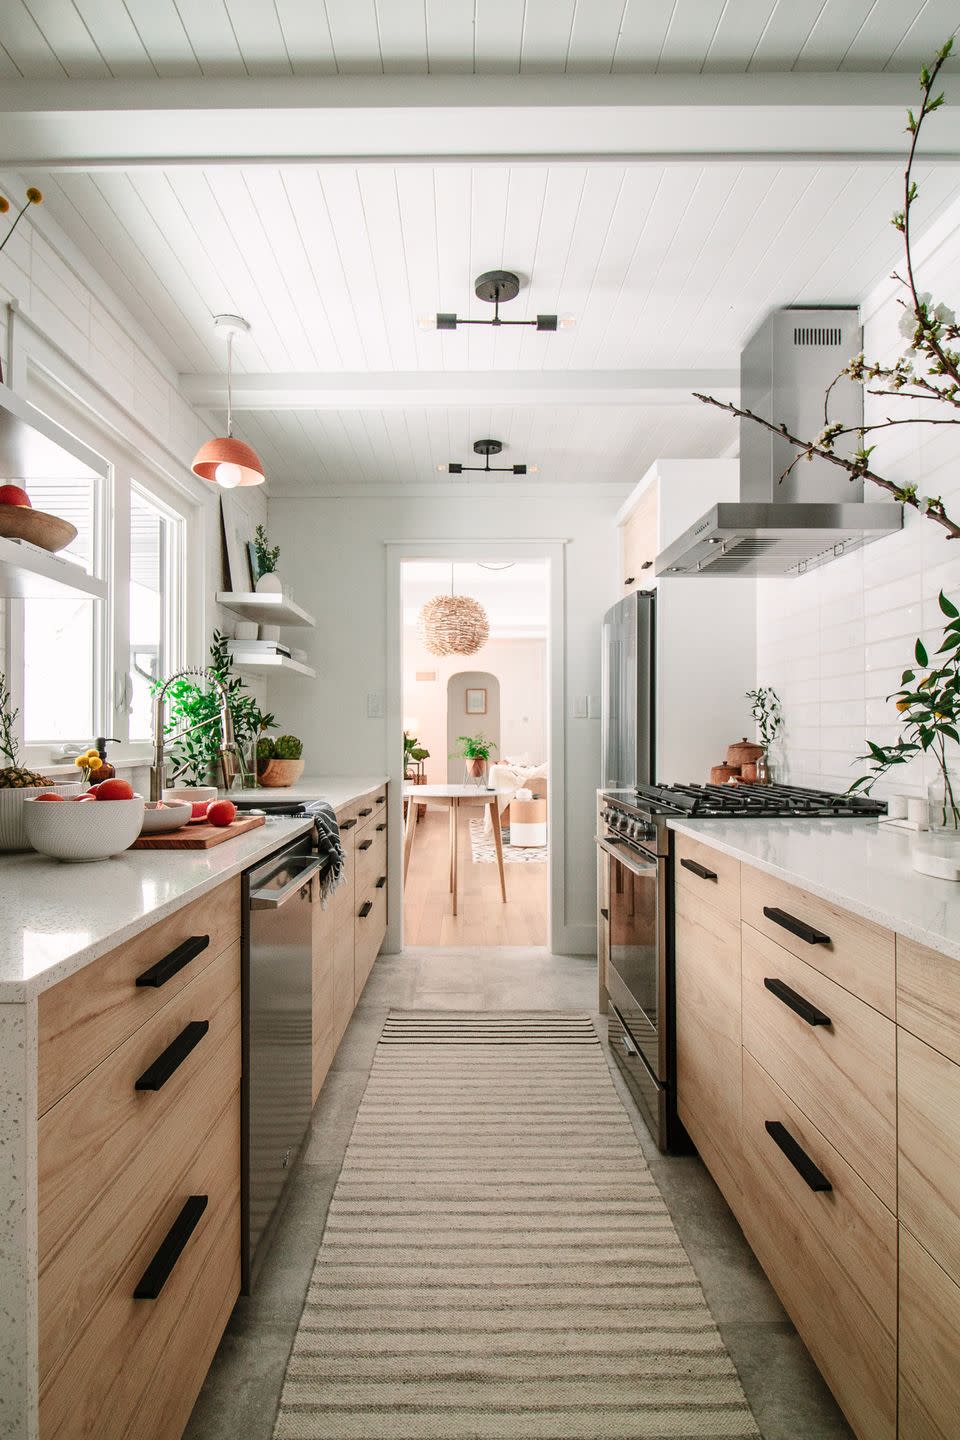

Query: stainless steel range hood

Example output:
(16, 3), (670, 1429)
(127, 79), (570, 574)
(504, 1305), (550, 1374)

(655, 308), (902, 577)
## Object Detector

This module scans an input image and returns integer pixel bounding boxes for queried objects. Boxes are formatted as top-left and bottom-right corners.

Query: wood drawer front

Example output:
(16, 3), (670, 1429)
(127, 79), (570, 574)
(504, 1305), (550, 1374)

(741, 865), (894, 1017)
(899, 1028), (960, 1288)
(897, 934), (960, 1065)
(332, 846), (356, 1048)
(741, 1052), (897, 1440)
(39, 946), (240, 1278)
(38, 877), (240, 1115)
(674, 883), (742, 1172)
(674, 832), (740, 924)
(742, 924), (896, 1210)
(899, 1227), (960, 1440)
(355, 787), (387, 833)
(355, 821), (386, 890)
(39, 1089), (240, 1440)
(355, 882), (387, 1001)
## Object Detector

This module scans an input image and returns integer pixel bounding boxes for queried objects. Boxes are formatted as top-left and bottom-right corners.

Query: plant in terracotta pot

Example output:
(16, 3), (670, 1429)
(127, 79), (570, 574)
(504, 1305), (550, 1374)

(455, 733), (497, 786)
(253, 523), (282, 594)
(258, 733), (305, 788)
(0, 670), (80, 850)
(849, 591), (960, 830)
(745, 686), (783, 782)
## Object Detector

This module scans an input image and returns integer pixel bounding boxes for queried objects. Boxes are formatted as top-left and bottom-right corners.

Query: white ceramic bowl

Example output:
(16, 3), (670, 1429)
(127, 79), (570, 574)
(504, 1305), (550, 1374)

(162, 786), (217, 807)
(23, 795), (146, 862)
(0, 782), (82, 852)
(140, 800), (192, 834)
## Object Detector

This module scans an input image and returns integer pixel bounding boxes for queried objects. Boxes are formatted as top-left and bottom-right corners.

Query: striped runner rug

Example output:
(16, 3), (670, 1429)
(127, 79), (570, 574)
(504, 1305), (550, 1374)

(274, 1012), (760, 1440)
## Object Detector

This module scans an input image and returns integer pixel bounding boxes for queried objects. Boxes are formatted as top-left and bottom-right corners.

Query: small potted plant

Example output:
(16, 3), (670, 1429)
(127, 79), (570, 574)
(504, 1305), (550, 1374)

(253, 523), (282, 594)
(745, 686), (783, 783)
(257, 733), (305, 788)
(0, 671), (80, 850)
(849, 591), (960, 832)
(455, 733), (497, 786)
(403, 731), (430, 779)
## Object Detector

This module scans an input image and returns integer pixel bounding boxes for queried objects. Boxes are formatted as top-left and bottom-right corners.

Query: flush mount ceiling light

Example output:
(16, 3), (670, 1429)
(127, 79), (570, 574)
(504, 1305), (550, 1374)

(436, 438), (539, 476)
(418, 564), (490, 658)
(191, 314), (265, 489)
(420, 271), (574, 333)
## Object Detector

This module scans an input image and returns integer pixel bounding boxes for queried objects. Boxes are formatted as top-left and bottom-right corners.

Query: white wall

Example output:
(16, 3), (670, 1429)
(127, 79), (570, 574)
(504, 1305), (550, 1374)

(267, 492), (622, 951)
(756, 212), (960, 800)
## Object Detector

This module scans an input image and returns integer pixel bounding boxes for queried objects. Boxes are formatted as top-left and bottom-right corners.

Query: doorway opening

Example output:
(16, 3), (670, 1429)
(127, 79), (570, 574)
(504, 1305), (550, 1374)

(399, 558), (550, 948)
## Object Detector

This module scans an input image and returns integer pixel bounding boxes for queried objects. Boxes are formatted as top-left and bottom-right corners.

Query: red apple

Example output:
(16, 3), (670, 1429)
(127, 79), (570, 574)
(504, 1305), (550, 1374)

(0, 484), (32, 508)
(206, 799), (237, 828)
(35, 792), (66, 801)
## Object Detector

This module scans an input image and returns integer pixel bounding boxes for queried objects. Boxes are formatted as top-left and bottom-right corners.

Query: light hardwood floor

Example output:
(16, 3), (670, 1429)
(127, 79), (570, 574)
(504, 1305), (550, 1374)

(403, 807), (547, 947)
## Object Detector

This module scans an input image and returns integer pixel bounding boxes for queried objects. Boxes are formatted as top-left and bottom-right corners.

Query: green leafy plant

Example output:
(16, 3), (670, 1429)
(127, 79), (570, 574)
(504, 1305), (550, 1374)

(403, 731), (429, 777)
(160, 631), (275, 786)
(746, 686), (783, 756)
(697, 38), (960, 542)
(0, 671), (19, 767)
(274, 734), (303, 760)
(454, 733), (497, 762)
(849, 591), (960, 828)
(253, 523), (280, 576)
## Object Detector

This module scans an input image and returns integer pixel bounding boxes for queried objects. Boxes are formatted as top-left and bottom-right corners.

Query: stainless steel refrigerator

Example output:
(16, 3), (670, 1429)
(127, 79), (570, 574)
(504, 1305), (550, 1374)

(601, 582), (757, 789)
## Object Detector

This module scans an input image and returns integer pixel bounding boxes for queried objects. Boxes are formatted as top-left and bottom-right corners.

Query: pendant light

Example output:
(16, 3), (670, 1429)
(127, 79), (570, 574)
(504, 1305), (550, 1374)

(191, 314), (265, 488)
(418, 564), (490, 657)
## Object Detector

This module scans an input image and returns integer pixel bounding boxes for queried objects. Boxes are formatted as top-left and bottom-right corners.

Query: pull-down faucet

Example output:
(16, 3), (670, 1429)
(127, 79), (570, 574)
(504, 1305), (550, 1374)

(150, 666), (236, 802)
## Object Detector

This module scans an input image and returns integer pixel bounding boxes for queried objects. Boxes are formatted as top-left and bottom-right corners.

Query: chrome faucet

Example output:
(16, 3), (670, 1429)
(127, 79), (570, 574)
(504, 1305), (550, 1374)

(150, 667), (237, 802)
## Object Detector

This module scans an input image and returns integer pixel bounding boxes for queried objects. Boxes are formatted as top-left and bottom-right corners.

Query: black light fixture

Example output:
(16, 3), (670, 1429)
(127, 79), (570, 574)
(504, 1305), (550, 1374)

(421, 270), (574, 333)
(437, 439), (538, 477)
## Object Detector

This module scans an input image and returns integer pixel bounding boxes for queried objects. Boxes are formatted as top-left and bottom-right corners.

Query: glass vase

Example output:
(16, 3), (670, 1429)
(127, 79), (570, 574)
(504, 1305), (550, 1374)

(927, 768), (960, 832)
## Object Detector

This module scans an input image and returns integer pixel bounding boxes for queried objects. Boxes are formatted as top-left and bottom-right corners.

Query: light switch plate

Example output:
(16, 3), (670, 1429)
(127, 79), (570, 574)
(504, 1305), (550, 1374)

(366, 691), (384, 719)
(587, 695), (601, 718)
(573, 695), (588, 719)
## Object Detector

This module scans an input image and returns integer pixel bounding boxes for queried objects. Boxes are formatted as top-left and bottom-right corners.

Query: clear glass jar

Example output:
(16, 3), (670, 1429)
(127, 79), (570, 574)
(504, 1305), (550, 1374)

(927, 769), (960, 832)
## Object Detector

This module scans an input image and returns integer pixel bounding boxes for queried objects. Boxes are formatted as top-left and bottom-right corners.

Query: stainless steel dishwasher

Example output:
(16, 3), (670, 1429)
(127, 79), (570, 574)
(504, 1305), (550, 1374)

(242, 830), (320, 1289)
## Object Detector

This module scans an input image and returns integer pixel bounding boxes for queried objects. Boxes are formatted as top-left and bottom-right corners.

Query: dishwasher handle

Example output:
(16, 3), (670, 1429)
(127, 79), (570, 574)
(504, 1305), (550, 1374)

(250, 858), (322, 909)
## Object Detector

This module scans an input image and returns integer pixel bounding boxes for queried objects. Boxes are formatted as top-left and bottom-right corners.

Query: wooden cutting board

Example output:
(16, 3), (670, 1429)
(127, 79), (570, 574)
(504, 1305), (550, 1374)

(130, 814), (266, 849)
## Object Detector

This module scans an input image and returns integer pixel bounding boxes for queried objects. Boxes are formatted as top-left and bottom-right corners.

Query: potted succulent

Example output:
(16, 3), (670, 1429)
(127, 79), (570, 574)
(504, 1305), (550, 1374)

(849, 591), (960, 831)
(455, 733), (497, 786)
(0, 670), (80, 850)
(257, 734), (305, 788)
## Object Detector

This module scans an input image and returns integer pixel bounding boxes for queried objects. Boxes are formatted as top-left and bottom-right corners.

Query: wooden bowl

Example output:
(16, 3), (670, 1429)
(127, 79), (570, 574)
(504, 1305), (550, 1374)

(0, 506), (78, 553)
(257, 758), (305, 788)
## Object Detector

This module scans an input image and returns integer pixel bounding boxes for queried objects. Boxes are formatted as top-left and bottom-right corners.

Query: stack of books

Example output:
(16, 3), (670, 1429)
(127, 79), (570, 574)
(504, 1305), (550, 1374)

(229, 639), (292, 659)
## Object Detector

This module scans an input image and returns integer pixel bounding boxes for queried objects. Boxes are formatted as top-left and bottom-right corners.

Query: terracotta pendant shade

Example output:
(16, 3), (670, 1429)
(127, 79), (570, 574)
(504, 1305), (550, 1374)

(191, 436), (265, 488)
(418, 594), (490, 657)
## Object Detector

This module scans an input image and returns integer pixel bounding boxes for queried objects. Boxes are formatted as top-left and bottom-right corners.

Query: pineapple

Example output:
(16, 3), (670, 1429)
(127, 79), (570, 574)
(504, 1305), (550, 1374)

(0, 766), (53, 788)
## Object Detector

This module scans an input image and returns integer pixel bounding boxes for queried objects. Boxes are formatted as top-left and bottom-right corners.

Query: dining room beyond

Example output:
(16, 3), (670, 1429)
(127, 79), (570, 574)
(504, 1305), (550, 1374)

(400, 559), (549, 947)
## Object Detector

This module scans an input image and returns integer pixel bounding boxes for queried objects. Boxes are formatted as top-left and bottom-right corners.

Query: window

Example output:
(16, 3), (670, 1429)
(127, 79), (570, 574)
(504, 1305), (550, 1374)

(128, 484), (183, 741)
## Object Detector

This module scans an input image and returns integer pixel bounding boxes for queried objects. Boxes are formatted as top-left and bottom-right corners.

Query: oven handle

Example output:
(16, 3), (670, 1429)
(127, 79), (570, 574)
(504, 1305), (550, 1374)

(611, 1005), (640, 1056)
(596, 836), (658, 879)
(250, 859), (321, 909)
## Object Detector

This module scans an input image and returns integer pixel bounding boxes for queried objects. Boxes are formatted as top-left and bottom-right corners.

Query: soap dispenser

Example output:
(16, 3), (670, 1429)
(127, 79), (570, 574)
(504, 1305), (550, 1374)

(94, 736), (119, 781)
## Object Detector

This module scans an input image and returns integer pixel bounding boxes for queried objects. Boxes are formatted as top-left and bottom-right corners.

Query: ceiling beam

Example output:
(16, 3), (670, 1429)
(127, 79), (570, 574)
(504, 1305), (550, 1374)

(1, 74), (958, 168)
(180, 369), (739, 411)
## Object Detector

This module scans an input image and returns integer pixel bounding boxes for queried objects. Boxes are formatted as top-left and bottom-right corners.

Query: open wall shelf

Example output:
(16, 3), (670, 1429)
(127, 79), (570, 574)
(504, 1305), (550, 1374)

(0, 536), (106, 600)
(216, 591), (315, 627)
(229, 650), (317, 679)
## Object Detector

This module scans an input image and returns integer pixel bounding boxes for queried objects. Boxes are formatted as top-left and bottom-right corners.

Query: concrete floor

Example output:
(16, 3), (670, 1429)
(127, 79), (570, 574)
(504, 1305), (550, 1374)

(183, 947), (852, 1440)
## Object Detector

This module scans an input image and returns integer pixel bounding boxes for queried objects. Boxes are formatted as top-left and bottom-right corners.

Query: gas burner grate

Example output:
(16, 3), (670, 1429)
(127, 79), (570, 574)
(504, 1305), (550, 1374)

(631, 781), (886, 820)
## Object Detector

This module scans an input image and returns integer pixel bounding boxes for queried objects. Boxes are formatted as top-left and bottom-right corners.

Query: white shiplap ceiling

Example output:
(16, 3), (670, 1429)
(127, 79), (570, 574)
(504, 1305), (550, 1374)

(0, 0), (957, 79)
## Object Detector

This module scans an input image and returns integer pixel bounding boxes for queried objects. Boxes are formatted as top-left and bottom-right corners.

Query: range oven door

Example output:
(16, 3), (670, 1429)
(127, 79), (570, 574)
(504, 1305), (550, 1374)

(598, 835), (667, 1084)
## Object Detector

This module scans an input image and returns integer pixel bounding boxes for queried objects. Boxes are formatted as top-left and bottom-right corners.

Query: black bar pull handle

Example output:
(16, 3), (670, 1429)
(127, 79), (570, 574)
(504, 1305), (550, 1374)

(765, 1120), (832, 1192)
(358, 838), (373, 851)
(339, 818), (357, 831)
(763, 906), (830, 946)
(358, 900), (373, 918)
(680, 857), (718, 882)
(136, 935), (209, 988)
(359, 807), (373, 817)
(375, 875), (387, 889)
(135, 1021), (209, 1091)
(764, 977), (832, 1027)
(376, 822), (387, 832)
(624, 576), (635, 586)
(134, 1195), (208, 1299)
(600, 906), (609, 920)
(376, 795), (386, 804)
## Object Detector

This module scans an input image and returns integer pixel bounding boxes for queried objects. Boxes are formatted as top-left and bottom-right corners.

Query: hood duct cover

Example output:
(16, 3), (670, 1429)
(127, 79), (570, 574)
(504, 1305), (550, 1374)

(655, 308), (902, 578)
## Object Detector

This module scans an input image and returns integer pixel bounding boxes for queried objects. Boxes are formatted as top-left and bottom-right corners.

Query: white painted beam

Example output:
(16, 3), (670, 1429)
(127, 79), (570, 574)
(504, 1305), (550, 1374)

(1, 74), (958, 167)
(179, 369), (739, 411)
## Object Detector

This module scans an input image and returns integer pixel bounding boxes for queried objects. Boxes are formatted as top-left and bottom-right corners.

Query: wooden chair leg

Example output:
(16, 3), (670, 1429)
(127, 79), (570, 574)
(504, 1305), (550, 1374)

(451, 801), (459, 916)
(403, 795), (417, 882)
(490, 802), (507, 902)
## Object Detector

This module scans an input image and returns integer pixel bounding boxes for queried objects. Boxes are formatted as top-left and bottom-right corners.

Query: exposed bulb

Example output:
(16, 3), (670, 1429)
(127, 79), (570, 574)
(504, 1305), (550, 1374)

(215, 462), (243, 488)
(558, 314), (576, 330)
(528, 463), (540, 474)
(419, 314), (438, 331)
(435, 462), (448, 473)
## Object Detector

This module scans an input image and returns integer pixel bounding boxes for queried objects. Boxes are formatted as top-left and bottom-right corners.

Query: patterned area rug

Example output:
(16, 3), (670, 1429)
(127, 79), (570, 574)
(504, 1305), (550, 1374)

(469, 817), (547, 864)
(273, 1012), (760, 1440)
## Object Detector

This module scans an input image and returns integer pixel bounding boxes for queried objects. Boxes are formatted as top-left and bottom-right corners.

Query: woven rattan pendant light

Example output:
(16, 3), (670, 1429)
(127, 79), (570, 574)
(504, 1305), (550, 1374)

(418, 564), (489, 657)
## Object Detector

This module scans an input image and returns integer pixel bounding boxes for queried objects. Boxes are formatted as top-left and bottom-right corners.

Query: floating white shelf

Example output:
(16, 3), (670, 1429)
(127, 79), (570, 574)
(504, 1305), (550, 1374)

(0, 379), (109, 481)
(216, 591), (316, 627)
(229, 650), (317, 679)
(0, 536), (107, 601)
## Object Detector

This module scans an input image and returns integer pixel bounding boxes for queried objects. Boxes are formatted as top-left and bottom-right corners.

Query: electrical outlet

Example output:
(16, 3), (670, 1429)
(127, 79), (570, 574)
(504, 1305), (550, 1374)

(366, 691), (384, 719)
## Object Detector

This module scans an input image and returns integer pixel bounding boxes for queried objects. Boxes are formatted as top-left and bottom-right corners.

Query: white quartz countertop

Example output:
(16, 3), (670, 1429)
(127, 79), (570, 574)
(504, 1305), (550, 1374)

(668, 816), (960, 962)
(0, 775), (388, 1003)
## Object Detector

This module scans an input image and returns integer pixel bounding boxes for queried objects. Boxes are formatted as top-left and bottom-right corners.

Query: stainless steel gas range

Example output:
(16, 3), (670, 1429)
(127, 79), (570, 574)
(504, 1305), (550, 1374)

(596, 782), (886, 1152)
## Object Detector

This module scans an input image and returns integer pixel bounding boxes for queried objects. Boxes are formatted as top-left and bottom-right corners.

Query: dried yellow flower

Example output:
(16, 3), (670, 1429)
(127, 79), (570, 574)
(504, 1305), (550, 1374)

(25, 187), (43, 205)
(0, 196), (9, 215)
(87, 755), (102, 771)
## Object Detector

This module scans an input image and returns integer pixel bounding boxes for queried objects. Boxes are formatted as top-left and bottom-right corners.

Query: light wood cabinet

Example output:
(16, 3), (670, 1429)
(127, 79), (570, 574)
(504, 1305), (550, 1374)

(898, 1028), (960, 1288)
(674, 830), (741, 924)
(332, 818), (357, 1047)
(323, 783), (389, 1056)
(899, 1227), (960, 1440)
(897, 933), (960, 1065)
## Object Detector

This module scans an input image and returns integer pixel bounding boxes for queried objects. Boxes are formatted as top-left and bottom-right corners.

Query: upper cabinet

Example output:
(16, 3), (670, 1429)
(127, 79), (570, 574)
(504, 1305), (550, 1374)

(617, 460), (740, 593)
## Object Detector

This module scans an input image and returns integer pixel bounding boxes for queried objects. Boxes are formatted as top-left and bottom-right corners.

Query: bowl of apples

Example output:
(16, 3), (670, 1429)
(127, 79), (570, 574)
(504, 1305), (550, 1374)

(23, 779), (145, 861)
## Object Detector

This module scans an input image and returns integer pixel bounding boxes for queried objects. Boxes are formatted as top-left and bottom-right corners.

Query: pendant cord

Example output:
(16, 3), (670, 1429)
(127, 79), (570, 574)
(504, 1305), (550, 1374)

(225, 328), (234, 438)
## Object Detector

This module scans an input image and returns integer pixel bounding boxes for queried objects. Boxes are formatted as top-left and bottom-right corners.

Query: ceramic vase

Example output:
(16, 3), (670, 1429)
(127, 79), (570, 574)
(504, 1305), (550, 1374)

(255, 571), (282, 593)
